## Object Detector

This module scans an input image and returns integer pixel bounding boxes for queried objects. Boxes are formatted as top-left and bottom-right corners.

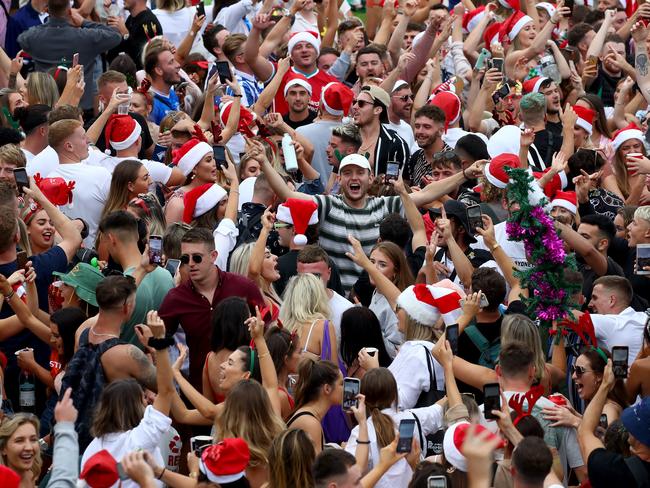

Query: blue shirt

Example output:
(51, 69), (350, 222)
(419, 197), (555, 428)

(151, 89), (180, 125)
(5, 2), (47, 57)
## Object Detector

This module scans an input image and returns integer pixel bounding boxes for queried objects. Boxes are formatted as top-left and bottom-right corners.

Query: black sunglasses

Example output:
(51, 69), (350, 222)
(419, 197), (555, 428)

(392, 94), (414, 102)
(571, 365), (594, 377)
(180, 253), (203, 265)
(434, 150), (457, 160)
(352, 99), (373, 108)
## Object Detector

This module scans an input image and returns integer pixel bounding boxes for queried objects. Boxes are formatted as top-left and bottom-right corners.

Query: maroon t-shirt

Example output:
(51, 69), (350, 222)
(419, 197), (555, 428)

(158, 267), (264, 390)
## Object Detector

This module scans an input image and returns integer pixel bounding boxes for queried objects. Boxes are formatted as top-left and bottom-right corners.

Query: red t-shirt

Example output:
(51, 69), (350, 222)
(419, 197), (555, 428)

(270, 65), (337, 115)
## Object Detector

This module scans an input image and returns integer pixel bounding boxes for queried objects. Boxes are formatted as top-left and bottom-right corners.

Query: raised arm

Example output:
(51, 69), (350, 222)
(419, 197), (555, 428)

(243, 14), (275, 83)
(175, 14), (205, 65)
(253, 139), (312, 202)
(217, 81), (242, 144)
(0, 270), (51, 343)
(556, 221), (608, 276)
(86, 89), (121, 145)
(248, 306), (282, 416)
(632, 22), (650, 103)
(435, 211), (474, 288)
(24, 179), (82, 262)
(248, 209), (273, 282)
(587, 9), (616, 59)
(394, 178), (427, 251)
(251, 57), (290, 117)
(320, 0), (341, 48)
(387, 1), (417, 67)
(433, 339), (463, 408)
(171, 345), (219, 419)
(346, 236), (401, 309)
(146, 311), (175, 416)
(578, 360), (614, 460)
(197, 74), (219, 131)
(410, 160), (484, 208)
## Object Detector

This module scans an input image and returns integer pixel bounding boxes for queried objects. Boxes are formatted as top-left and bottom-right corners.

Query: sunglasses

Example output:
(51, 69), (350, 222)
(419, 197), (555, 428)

(352, 99), (373, 108)
(392, 94), (414, 102)
(434, 150), (457, 160)
(571, 365), (594, 377)
(273, 222), (292, 230)
(180, 253), (204, 265)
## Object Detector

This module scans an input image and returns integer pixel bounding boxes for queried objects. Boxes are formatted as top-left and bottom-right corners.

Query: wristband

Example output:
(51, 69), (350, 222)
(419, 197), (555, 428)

(157, 467), (166, 480)
(3, 290), (15, 301)
(148, 336), (175, 350)
(357, 440), (371, 444)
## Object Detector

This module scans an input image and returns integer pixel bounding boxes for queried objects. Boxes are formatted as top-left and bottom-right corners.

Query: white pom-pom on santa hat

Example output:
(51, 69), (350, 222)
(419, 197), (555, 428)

(276, 198), (318, 246)
(104, 114), (142, 154)
(182, 183), (227, 224)
(396, 284), (463, 327)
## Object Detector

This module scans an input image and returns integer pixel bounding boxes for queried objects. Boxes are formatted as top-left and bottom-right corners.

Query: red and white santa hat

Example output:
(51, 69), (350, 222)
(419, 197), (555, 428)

(182, 183), (227, 224)
(79, 449), (119, 488)
(612, 123), (645, 151)
(287, 31), (321, 56)
(619, 0), (638, 18)
(219, 101), (258, 138)
(276, 198), (318, 245)
(104, 114), (141, 153)
(484, 153), (520, 189)
(498, 0), (520, 9)
(172, 138), (212, 176)
(484, 22), (502, 47)
(429, 91), (461, 131)
(522, 76), (549, 94)
(462, 6), (487, 34)
(501, 10), (534, 41)
(533, 168), (568, 200)
(199, 438), (250, 485)
(284, 72), (313, 98)
(443, 422), (506, 472)
(396, 284), (463, 327)
(551, 190), (577, 215)
(320, 82), (354, 116)
(573, 105), (595, 135)
(536, 2), (556, 17)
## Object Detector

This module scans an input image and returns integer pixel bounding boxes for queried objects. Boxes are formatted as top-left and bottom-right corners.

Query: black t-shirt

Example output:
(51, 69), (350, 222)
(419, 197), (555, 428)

(587, 448), (650, 488)
(85, 111), (153, 159)
(532, 121), (563, 170)
(578, 255), (624, 306)
(456, 300), (526, 402)
(282, 111), (316, 130)
(109, 9), (163, 70)
(625, 247), (650, 310)
(588, 65), (623, 107)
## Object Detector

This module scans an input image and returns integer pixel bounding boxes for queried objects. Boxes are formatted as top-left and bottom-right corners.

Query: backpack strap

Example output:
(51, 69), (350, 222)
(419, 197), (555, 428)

(410, 411), (426, 455)
(420, 345), (438, 392)
(464, 325), (489, 353)
(624, 456), (650, 488)
(97, 337), (123, 355)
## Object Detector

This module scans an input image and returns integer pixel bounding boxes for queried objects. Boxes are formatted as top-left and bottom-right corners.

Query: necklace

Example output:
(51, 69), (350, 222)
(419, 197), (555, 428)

(90, 328), (119, 339)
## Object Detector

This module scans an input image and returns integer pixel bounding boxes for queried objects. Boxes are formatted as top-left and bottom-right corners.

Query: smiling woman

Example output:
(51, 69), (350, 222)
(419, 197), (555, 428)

(0, 414), (42, 488)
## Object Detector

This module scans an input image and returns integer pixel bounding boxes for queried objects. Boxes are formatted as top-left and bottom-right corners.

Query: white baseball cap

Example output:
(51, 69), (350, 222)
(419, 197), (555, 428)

(339, 154), (372, 171)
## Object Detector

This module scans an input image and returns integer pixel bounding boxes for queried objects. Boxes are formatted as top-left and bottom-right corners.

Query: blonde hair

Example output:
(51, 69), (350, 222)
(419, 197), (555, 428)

(0, 414), (42, 482)
(501, 314), (545, 384)
(17, 218), (33, 257)
(26, 72), (59, 107)
(229, 242), (282, 304)
(215, 380), (285, 467)
(48, 119), (82, 149)
(156, 0), (184, 11)
(279, 274), (330, 333)
(635, 205), (650, 224)
(267, 429), (315, 488)
(0, 144), (26, 168)
(404, 314), (436, 342)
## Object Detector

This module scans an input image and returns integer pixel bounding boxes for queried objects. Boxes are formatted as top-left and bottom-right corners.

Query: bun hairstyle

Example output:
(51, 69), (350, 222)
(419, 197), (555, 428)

(293, 359), (339, 411)
(360, 368), (398, 448)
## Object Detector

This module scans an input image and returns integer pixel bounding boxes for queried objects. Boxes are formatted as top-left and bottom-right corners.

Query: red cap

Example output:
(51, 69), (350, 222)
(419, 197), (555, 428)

(484, 153), (520, 189)
(199, 439), (250, 484)
(104, 114), (141, 152)
(522, 76), (550, 94)
(320, 82), (354, 116)
(429, 91), (461, 131)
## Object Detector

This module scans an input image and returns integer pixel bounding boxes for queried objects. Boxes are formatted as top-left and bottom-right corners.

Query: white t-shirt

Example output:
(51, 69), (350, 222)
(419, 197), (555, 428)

(472, 221), (531, 271)
(345, 404), (444, 488)
(388, 340), (445, 411)
(329, 291), (354, 346)
(591, 307), (647, 362)
(26, 145), (58, 177)
(151, 7), (196, 49)
(81, 406), (172, 488)
(47, 161), (111, 247)
(91, 155), (172, 185)
(385, 120), (418, 155)
(370, 291), (402, 359)
(21, 148), (35, 164)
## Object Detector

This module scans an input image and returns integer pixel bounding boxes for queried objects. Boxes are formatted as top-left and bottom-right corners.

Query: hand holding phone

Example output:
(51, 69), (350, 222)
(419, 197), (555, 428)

(196, 1), (205, 17)
(13, 168), (29, 194)
(483, 383), (501, 420)
(612, 346), (629, 379)
(148, 235), (163, 266)
(446, 324), (459, 355)
(397, 419), (416, 453)
(343, 377), (361, 411)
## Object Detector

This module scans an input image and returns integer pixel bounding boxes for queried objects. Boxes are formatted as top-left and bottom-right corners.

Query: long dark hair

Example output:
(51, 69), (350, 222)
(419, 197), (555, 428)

(91, 379), (144, 437)
(580, 346), (629, 409)
(211, 297), (251, 353)
(265, 326), (299, 376)
(360, 368), (398, 448)
(340, 307), (391, 369)
(578, 94), (612, 139)
(50, 307), (87, 365)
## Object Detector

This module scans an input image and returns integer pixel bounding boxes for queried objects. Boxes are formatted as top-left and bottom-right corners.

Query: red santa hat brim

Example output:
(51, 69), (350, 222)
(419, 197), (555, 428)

(507, 13), (534, 40)
(551, 197), (577, 215)
(177, 140), (212, 176)
(183, 183), (227, 223)
(444, 422), (505, 472)
(396, 285), (462, 327)
(612, 128), (645, 151)
(110, 120), (141, 151)
(575, 118), (592, 135)
(199, 439), (250, 485)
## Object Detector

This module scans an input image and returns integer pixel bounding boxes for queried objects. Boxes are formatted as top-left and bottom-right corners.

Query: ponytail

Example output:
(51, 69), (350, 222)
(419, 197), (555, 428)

(369, 407), (396, 448)
(293, 359), (339, 411)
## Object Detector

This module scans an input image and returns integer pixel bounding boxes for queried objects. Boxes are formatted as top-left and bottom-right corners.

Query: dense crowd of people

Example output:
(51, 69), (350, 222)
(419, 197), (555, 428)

(0, 0), (650, 486)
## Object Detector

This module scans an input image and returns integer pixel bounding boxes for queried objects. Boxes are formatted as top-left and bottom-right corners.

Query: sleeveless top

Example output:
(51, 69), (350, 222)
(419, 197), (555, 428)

(286, 410), (324, 449)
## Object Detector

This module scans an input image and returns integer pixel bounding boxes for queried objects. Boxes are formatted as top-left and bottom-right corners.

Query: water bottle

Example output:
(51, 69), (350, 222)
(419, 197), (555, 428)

(19, 368), (35, 412)
(282, 133), (298, 172)
(108, 0), (120, 17)
(539, 54), (561, 84)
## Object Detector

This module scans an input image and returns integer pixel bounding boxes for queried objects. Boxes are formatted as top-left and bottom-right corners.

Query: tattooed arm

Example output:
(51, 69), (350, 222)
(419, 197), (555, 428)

(632, 22), (650, 103)
(127, 345), (158, 393)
